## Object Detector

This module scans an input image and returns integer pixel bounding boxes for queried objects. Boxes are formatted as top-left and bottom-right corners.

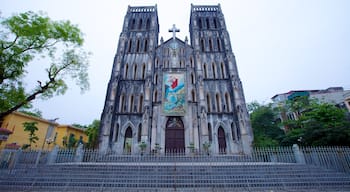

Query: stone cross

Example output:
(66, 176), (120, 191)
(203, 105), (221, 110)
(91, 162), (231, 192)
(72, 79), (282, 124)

(168, 24), (180, 40)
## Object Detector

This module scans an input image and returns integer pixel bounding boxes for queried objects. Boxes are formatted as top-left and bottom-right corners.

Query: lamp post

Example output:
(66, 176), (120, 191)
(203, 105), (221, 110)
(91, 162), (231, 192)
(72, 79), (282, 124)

(45, 138), (54, 150)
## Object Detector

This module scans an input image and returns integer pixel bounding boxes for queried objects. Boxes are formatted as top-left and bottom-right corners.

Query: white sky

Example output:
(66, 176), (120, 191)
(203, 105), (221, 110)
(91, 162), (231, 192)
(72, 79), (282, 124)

(2, 0), (350, 125)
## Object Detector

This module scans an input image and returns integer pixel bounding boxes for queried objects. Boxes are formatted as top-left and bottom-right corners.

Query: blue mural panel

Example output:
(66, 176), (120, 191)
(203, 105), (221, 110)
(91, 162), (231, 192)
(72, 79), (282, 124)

(162, 73), (186, 116)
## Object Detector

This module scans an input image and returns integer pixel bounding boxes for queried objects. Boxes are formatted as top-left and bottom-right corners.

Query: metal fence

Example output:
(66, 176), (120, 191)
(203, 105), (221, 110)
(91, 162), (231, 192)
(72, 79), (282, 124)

(1, 145), (349, 173)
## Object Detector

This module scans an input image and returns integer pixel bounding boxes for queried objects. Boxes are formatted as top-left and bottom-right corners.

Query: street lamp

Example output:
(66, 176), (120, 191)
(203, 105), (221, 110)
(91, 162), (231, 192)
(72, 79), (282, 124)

(45, 137), (54, 150)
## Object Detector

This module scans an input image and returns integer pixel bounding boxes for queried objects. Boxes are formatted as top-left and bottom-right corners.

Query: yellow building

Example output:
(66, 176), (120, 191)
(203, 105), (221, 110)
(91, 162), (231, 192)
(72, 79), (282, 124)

(0, 112), (88, 150)
(54, 125), (88, 149)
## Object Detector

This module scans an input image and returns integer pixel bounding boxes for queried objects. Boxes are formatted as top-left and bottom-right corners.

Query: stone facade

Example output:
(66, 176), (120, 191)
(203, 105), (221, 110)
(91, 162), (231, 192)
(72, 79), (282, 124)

(99, 4), (253, 155)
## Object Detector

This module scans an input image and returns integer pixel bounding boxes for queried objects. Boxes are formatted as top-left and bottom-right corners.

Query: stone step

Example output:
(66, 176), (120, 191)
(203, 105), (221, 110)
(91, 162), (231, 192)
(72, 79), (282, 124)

(1, 163), (349, 191)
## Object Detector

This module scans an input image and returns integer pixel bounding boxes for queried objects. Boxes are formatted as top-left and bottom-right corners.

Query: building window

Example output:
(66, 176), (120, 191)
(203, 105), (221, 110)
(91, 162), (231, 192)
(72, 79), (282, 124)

(216, 93), (221, 112)
(139, 95), (144, 112)
(130, 18), (136, 30)
(138, 124), (142, 142)
(201, 38), (205, 52)
(146, 18), (151, 29)
(120, 94), (125, 112)
(129, 95), (134, 112)
(128, 39), (132, 53)
(217, 38), (221, 52)
(212, 63), (216, 79)
(209, 38), (213, 52)
(198, 18), (202, 29)
(208, 123), (212, 142)
(136, 39), (140, 53)
(225, 92), (231, 112)
(133, 64), (137, 80)
(138, 19), (143, 30)
(206, 94), (211, 112)
(153, 91), (158, 102)
(144, 39), (148, 52)
(142, 63), (146, 79)
(221, 62), (225, 78)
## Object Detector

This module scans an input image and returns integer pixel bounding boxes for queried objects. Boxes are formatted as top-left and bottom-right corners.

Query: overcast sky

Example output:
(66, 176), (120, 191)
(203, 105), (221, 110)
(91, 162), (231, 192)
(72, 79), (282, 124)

(2, 0), (350, 125)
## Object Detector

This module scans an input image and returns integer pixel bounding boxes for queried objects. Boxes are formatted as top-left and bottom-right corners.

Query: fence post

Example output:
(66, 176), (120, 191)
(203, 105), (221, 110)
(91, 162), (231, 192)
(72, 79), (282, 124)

(47, 145), (59, 164)
(8, 149), (22, 170)
(34, 150), (42, 167)
(74, 143), (84, 162)
(292, 144), (305, 164)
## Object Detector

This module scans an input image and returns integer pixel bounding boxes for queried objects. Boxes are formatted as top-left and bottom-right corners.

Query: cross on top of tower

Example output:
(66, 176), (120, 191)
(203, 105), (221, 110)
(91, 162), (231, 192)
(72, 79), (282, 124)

(168, 24), (180, 40)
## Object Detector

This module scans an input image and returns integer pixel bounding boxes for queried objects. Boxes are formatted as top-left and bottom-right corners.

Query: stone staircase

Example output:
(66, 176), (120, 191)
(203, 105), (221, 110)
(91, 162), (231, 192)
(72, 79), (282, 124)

(0, 161), (349, 191)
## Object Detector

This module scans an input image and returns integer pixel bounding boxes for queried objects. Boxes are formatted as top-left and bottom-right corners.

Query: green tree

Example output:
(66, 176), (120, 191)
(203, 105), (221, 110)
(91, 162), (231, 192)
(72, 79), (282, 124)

(23, 121), (39, 149)
(85, 119), (100, 149)
(0, 11), (90, 119)
(281, 98), (350, 146)
(249, 102), (284, 147)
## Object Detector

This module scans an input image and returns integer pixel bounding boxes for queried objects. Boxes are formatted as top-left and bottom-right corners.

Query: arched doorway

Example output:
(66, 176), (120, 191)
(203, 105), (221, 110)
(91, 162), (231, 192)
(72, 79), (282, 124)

(218, 126), (227, 154)
(124, 127), (132, 154)
(165, 117), (185, 153)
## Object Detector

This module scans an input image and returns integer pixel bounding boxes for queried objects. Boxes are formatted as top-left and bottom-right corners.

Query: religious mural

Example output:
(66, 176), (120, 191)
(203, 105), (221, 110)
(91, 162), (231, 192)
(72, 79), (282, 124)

(162, 73), (186, 115)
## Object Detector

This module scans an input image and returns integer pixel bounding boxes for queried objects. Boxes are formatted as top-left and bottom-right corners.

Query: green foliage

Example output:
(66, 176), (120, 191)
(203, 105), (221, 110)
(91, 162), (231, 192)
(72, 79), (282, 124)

(0, 11), (90, 119)
(85, 120), (100, 149)
(23, 121), (39, 148)
(281, 98), (350, 146)
(249, 102), (284, 147)
(67, 134), (77, 148)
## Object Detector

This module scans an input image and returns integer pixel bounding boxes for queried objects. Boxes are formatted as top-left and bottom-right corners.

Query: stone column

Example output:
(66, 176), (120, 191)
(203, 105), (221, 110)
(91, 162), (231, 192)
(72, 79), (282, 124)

(293, 144), (306, 164)
(74, 144), (84, 162)
(47, 145), (59, 164)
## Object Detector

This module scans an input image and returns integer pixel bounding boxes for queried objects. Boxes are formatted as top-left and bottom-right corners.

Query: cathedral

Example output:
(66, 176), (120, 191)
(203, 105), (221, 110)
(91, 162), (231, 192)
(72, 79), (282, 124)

(99, 4), (253, 155)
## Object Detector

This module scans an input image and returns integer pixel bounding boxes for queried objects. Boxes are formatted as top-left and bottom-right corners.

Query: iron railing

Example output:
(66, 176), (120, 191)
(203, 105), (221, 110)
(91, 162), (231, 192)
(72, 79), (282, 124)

(1, 145), (349, 173)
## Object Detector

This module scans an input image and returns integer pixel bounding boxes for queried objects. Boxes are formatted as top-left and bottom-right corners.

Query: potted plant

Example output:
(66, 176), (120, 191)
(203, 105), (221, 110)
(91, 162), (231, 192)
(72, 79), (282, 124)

(202, 141), (211, 155)
(187, 142), (196, 155)
(139, 141), (147, 155)
(153, 143), (161, 155)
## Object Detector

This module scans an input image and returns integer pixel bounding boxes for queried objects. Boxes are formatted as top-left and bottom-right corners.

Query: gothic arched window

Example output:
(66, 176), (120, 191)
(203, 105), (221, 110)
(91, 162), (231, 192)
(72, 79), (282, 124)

(216, 93), (221, 112)
(154, 74), (158, 85)
(128, 39), (132, 53)
(146, 18), (151, 30)
(139, 95), (144, 113)
(120, 94), (125, 112)
(217, 38), (221, 52)
(212, 62), (216, 79)
(136, 39), (140, 53)
(191, 89), (196, 102)
(198, 18), (202, 29)
(115, 124), (119, 141)
(142, 63), (146, 79)
(208, 123), (212, 142)
(225, 92), (231, 112)
(203, 63), (207, 78)
(138, 19), (143, 30)
(129, 95), (134, 112)
(221, 62), (225, 78)
(206, 94), (211, 112)
(206, 18), (210, 29)
(153, 90), (158, 102)
(144, 39), (148, 52)
(209, 38), (213, 52)
(191, 73), (195, 84)
(133, 64), (137, 80)
(138, 124), (142, 142)
(130, 19), (136, 30)
(200, 38), (205, 52)
(124, 64), (129, 79)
